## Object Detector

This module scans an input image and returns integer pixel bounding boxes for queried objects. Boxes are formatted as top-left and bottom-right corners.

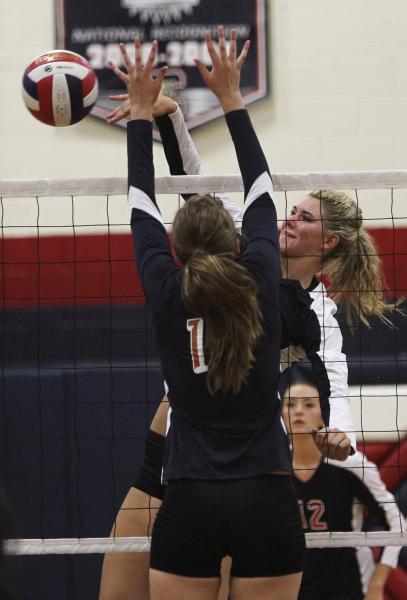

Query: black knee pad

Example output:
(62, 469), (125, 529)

(133, 430), (166, 500)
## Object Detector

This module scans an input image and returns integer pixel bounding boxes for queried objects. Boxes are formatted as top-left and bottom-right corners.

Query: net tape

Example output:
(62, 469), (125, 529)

(2, 170), (407, 197)
(5, 532), (407, 555)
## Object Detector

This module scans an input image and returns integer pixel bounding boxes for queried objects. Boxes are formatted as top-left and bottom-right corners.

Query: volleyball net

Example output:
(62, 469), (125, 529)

(1, 171), (407, 556)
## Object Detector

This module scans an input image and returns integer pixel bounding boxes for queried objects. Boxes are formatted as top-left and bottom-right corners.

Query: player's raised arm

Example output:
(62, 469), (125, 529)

(195, 27), (270, 201)
(123, 40), (180, 312)
(124, 39), (167, 202)
(196, 27), (278, 295)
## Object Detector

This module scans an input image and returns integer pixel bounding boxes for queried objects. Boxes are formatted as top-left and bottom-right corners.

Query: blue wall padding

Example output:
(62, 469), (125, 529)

(1, 362), (163, 600)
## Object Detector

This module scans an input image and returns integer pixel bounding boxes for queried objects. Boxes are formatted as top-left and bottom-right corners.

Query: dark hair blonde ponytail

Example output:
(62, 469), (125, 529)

(173, 195), (263, 395)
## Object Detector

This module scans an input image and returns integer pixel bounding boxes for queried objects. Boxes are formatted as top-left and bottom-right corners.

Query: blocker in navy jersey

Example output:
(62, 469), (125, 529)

(128, 109), (291, 483)
(154, 106), (360, 443)
(22, 50), (98, 126)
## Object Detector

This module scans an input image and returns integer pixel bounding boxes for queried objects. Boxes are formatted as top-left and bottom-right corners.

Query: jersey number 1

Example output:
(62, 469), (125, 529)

(187, 318), (208, 374)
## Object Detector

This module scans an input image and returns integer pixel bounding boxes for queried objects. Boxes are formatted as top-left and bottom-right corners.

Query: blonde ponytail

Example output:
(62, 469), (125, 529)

(310, 190), (395, 326)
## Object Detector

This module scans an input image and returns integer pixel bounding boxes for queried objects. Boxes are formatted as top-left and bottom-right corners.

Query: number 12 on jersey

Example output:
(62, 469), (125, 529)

(187, 318), (208, 374)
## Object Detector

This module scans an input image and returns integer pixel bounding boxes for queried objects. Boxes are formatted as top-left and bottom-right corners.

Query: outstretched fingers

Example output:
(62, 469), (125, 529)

(217, 25), (227, 62)
(154, 65), (168, 90)
(106, 98), (131, 123)
(145, 40), (158, 74)
(228, 29), (237, 61)
(107, 61), (129, 85)
(204, 31), (220, 66)
(134, 37), (143, 70)
(193, 58), (210, 85)
(108, 94), (129, 101)
(119, 42), (133, 74)
(237, 40), (251, 70)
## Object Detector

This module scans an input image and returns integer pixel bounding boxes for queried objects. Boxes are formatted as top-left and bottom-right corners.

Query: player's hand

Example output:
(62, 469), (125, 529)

(106, 61), (177, 124)
(312, 427), (351, 461)
(118, 38), (168, 120)
(106, 59), (130, 123)
(106, 93), (131, 124)
(194, 26), (250, 113)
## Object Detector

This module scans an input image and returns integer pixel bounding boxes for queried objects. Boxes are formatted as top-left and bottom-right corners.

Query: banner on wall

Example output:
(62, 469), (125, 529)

(55, 0), (269, 139)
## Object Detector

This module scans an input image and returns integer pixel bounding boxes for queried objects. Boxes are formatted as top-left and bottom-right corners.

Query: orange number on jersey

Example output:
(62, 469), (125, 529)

(187, 318), (208, 374)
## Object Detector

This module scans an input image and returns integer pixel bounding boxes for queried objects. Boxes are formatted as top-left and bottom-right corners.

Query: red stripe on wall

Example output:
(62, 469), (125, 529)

(0, 233), (143, 308)
(0, 228), (406, 309)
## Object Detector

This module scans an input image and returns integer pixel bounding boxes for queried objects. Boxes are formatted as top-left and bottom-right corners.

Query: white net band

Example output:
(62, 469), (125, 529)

(2, 170), (407, 197)
(5, 532), (407, 555)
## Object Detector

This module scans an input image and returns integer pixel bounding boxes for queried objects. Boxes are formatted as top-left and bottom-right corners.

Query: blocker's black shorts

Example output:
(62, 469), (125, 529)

(150, 474), (305, 578)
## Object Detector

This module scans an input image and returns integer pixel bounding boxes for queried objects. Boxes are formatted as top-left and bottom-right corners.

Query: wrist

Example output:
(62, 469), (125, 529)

(130, 105), (153, 121)
(218, 94), (245, 114)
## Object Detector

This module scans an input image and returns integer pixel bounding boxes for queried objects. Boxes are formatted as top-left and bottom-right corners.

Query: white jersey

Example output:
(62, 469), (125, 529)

(281, 280), (356, 447)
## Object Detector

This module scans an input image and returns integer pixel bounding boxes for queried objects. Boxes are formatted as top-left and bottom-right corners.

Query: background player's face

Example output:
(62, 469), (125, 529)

(282, 383), (323, 434)
(279, 196), (328, 260)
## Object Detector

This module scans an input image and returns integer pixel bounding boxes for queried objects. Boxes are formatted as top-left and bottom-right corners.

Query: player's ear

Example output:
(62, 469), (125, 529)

(323, 232), (339, 253)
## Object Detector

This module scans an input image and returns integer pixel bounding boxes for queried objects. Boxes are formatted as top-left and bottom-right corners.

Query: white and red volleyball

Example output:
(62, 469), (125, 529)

(22, 50), (98, 126)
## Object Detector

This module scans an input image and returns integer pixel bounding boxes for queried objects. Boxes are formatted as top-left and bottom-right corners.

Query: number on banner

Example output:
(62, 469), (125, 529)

(187, 318), (208, 374)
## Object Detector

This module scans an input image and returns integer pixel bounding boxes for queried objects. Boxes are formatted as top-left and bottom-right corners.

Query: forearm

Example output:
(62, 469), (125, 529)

(366, 563), (392, 595)
(320, 351), (357, 449)
(155, 105), (203, 178)
(127, 120), (156, 201)
(224, 109), (270, 198)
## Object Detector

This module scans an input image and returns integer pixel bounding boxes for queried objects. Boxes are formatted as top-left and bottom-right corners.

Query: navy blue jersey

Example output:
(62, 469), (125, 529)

(154, 110), (331, 427)
(128, 111), (291, 481)
(295, 452), (403, 599)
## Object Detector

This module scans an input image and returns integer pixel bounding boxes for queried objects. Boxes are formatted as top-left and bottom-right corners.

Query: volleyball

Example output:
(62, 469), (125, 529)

(22, 50), (98, 127)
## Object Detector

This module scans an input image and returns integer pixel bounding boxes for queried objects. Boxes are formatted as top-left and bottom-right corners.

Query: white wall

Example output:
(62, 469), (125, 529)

(2, 0), (407, 179)
(349, 385), (407, 441)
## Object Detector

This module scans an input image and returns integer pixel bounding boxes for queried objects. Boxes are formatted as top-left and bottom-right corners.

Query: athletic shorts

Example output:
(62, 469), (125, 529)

(133, 430), (166, 501)
(150, 474), (305, 578)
